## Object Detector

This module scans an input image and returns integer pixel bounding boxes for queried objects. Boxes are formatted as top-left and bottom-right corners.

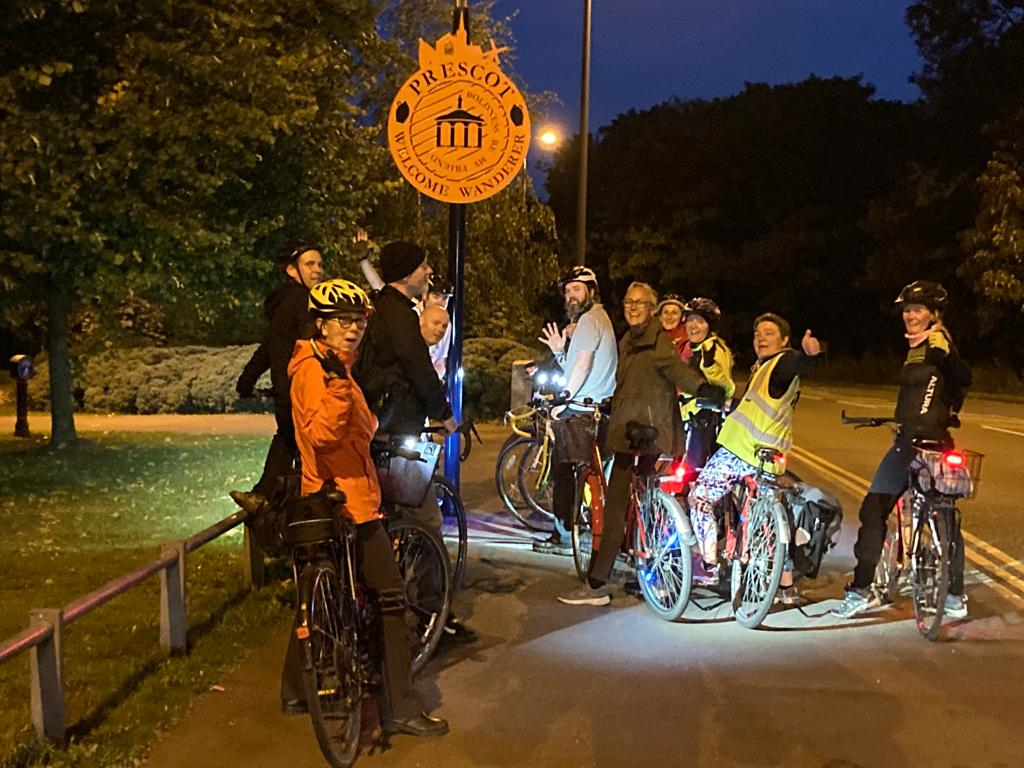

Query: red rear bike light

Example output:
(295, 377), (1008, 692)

(673, 460), (687, 480)
(775, 453), (786, 466)
(943, 452), (965, 467)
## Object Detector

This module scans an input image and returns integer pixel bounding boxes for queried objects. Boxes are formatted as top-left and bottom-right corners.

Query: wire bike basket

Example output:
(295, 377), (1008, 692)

(911, 448), (983, 499)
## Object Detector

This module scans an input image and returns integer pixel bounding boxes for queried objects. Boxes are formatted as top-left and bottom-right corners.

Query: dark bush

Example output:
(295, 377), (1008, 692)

(23, 338), (542, 417)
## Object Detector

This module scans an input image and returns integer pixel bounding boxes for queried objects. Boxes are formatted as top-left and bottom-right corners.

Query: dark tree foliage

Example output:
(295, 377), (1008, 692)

(546, 77), (915, 359)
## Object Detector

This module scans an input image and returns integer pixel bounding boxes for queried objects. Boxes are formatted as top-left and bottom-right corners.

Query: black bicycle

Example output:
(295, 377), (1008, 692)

(841, 411), (982, 640)
(286, 487), (450, 768)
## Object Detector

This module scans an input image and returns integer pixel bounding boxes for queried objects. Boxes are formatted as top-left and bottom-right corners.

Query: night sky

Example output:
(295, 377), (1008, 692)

(492, 0), (923, 135)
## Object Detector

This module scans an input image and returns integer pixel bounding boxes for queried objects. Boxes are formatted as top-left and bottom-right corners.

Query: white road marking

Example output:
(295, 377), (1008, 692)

(981, 425), (1024, 439)
(836, 399), (889, 408)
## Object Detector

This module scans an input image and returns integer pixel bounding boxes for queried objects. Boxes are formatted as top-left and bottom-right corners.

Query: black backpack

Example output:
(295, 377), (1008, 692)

(786, 483), (843, 579)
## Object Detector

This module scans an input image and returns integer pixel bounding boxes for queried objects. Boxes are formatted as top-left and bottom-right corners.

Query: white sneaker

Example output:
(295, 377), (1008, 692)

(944, 593), (968, 620)
(557, 583), (613, 606)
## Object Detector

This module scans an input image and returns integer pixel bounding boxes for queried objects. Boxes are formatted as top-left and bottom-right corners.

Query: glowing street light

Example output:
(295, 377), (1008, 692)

(537, 127), (562, 149)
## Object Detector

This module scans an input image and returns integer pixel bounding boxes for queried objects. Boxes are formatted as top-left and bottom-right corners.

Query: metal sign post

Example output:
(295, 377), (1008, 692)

(386, 0), (531, 489)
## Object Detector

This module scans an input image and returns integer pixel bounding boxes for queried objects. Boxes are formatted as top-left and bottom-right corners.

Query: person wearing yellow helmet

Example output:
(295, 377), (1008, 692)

(280, 277), (449, 737)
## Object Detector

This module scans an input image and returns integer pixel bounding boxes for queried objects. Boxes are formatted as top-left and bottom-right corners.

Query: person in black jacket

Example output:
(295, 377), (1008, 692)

(230, 241), (323, 512)
(354, 241), (456, 436)
(832, 280), (973, 620)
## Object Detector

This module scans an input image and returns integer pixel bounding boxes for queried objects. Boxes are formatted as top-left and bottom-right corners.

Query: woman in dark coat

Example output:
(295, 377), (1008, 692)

(558, 281), (711, 606)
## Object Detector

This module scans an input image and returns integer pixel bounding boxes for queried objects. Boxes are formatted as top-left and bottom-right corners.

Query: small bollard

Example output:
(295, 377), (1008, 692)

(8, 354), (35, 438)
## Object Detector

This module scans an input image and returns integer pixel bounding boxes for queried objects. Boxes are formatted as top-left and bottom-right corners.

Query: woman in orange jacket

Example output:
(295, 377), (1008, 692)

(279, 278), (448, 738)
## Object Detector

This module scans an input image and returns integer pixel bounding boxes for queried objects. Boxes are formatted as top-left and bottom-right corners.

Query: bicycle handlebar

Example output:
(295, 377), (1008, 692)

(839, 409), (898, 428)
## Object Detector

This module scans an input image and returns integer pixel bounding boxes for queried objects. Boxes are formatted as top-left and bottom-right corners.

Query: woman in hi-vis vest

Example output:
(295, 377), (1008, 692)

(687, 313), (821, 605)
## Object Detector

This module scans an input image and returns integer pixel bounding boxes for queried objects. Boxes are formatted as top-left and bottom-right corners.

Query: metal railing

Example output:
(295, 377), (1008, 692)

(0, 508), (265, 746)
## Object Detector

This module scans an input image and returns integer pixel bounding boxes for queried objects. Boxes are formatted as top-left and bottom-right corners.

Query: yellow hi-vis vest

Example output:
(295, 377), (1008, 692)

(717, 350), (799, 475)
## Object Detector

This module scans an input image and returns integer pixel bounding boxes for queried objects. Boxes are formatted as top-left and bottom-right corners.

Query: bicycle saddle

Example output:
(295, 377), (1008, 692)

(625, 421), (659, 450)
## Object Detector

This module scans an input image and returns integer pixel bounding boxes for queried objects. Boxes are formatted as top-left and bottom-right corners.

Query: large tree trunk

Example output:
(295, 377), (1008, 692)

(47, 269), (77, 447)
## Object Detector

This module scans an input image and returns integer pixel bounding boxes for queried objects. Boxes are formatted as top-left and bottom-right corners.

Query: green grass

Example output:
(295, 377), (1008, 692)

(0, 433), (292, 767)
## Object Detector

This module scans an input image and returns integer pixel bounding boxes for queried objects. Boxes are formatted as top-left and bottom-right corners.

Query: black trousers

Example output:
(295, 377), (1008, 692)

(589, 453), (657, 585)
(281, 520), (421, 720)
(851, 441), (965, 595)
(253, 398), (298, 496)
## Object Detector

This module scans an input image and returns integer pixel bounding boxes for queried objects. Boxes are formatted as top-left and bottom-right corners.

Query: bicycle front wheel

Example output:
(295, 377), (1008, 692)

(517, 438), (556, 523)
(495, 434), (532, 514)
(634, 485), (693, 622)
(730, 491), (788, 629)
(910, 508), (950, 641)
(298, 560), (362, 768)
(434, 476), (468, 590)
(388, 519), (452, 674)
(874, 530), (902, 604)
(571, 466), (600, 582)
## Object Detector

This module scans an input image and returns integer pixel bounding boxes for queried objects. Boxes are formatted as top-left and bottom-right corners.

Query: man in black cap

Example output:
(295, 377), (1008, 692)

(231, 241), (323, 512)
(354, 241), (477, 644)
(355, 241), (456, 435)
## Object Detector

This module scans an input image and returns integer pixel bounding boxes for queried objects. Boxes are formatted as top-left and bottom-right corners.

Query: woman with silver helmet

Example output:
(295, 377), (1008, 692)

(832, 280), (973, 619)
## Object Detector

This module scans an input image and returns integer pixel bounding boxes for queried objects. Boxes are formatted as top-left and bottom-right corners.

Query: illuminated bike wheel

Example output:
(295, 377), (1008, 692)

(388, 520), (452, 675)
(517, 439), (556, 523)
(634, 486), (693, 622)
(874, 530), (903, 604)
(299, 560), (362, 768)
(910, 509), (950, 641)
(730, 491), (788, 629)
(495, 434), (532, 513)
(571, 466), (600, 582)
(434, 477), (468, 590)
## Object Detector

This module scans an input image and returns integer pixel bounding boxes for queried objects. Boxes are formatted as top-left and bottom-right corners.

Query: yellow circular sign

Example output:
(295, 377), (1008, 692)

(387, 29), (531, 204)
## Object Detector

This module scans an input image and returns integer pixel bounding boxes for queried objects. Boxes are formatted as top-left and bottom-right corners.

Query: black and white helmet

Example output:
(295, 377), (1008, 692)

(557, 265), (598, 291)
(894, 280), (948, 311)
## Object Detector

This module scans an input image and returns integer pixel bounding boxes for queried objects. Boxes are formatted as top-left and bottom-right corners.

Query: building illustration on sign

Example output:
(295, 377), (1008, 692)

(386, 18), (531, 204)
(436, 97), (483, 150)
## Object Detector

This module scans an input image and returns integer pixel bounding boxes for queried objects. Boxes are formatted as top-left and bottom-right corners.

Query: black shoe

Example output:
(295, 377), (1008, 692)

(532, 536), (572, 556)
(383, 713), (449, 737)
(230, 490), (265, 515)
(281, 698), (308, 715)
(623, 578), (643, 598)
(442, 617), (478, 644)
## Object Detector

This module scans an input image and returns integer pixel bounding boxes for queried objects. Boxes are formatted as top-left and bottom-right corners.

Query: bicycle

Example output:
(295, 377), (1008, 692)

(708, 445), (794, 629)
(841, 411), (982, 640)
(504, 396), (558, 530)
(371, 436), (454, 663)
(570, 413), (696, 622)
(285, 489), (449, 768)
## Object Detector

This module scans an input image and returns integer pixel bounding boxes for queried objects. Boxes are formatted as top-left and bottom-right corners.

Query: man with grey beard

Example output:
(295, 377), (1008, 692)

(533, 266), (618, 555)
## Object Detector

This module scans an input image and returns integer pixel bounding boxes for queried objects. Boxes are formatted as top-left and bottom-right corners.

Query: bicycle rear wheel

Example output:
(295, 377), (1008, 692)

(517, 439), (556, 523)
(634, 485), (693, 622)
(571, 466), (600, 582)
(910, 509), (950, 641)
(388, 519), (452, 674)
(298, 560), (362, 768)
(495, 434), (531, 514)
(434, 476), (468, 590)
(731, 491), (788, 629)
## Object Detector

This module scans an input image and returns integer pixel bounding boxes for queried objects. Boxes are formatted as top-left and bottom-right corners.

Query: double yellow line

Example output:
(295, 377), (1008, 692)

(790, 445), (1024, 603)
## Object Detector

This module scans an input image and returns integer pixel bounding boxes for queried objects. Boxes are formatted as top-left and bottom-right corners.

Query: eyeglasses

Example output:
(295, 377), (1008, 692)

(328, 316), (368, 330)
(623, 299), (655, 308)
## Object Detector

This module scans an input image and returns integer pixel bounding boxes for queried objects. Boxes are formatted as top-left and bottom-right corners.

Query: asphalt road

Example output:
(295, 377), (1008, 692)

(137, 394), (1024, 768)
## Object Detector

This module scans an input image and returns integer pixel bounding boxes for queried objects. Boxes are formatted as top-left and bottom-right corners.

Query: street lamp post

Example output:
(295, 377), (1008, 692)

(575, 0), (592, 266)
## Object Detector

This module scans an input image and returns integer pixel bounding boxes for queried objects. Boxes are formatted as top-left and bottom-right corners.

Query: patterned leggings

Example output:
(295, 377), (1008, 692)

(687, 448), (758, 563)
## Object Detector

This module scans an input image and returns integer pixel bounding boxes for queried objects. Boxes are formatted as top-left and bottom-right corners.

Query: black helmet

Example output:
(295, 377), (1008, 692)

(557, 265), (598, 290)
(894, 280), (947, 311)
(277, 239), (321, 268)
(428, 275), (454, 297)
(684, 297), (722, 326)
